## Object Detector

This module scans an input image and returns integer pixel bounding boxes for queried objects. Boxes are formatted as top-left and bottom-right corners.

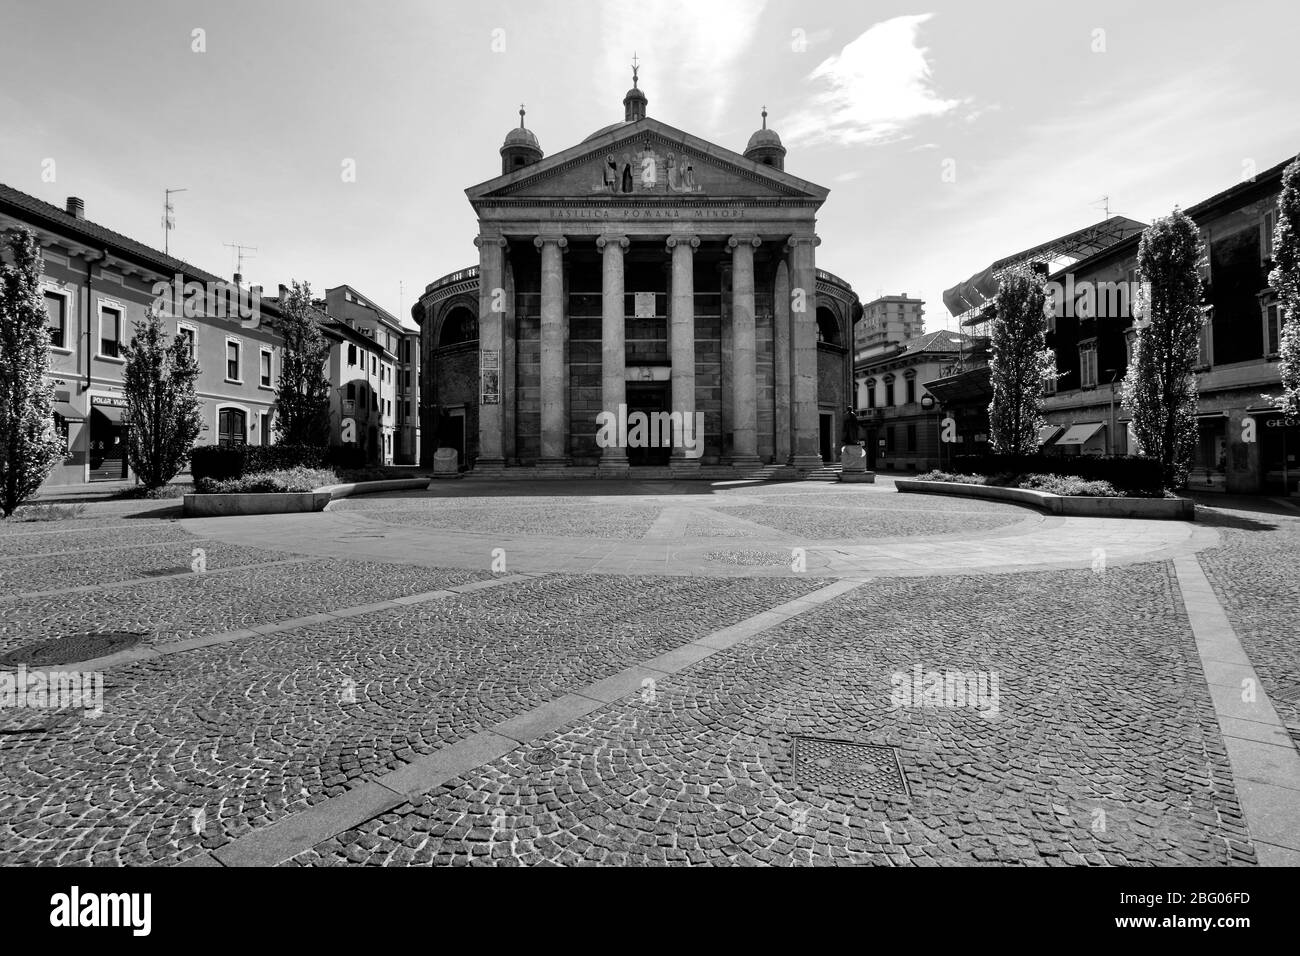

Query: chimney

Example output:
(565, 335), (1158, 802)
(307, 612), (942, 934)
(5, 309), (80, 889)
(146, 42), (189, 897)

(250, 284), (263, 298)
(278, 283), (289, 301)
(65, 197), (85, 219)
(233, 272), (243, 288)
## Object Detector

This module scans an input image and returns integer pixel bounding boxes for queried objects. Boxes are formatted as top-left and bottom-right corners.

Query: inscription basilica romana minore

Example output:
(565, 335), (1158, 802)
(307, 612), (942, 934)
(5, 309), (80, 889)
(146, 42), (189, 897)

(412, 64), (861, 476)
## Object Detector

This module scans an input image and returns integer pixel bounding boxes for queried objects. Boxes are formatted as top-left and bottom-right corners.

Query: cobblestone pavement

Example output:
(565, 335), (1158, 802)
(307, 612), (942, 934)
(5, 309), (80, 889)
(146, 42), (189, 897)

(0, 571), (820, 865)
(1196, 503), (1300, 731)
(292, 562), (1252, 867)
(0, 484), (1294, 866)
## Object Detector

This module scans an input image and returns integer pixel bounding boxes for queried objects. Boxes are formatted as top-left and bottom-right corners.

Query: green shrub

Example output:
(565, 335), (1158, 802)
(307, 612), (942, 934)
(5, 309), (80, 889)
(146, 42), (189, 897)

(197, 466), (337, 494)
(14, 503), (87, 521)
(950, 453), (1163, 493)
(917, 470), (1126, 497)
(1018, 473), (1124, 497)
(917, 470), (989, 485)
(190, 445), (245, 483)
(190, 443), (332, 483)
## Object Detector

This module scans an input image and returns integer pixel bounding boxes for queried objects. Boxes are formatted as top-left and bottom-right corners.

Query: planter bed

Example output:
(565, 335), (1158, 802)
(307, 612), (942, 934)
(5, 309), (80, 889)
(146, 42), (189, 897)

(895, 478), (1195, 521)
(183, 477), (430, 517)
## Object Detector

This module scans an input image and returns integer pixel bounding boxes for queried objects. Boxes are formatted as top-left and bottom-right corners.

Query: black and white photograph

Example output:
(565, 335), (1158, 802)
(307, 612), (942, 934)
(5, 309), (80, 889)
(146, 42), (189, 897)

(0, 0), (1295, 935)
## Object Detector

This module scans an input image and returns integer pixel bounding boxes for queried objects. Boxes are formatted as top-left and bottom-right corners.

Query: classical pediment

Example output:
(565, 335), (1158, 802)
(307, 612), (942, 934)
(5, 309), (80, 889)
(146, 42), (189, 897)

(466, 118), (828, 206)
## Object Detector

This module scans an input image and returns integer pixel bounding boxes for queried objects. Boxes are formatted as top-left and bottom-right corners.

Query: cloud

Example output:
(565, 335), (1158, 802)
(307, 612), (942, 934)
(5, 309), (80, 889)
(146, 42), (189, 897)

(782, 14), (960, 147)
(595, 0), (766, 128)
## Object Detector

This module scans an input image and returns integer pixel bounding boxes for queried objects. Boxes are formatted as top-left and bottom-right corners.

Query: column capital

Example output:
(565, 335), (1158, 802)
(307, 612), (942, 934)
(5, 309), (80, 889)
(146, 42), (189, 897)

(666, 235), (700, 252)
(533, 235), (569, 251)
(784, 234), (821, 252)
(596, 235), (630, 252)
(727, 236), (762, 252)
(474, 235), (507, 250)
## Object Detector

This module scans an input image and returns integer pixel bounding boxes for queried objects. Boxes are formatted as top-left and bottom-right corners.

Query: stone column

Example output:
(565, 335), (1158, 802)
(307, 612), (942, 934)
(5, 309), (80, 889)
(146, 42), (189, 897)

(773, 260), (791, 463)
(787, 235), (821, 471)
(667, 235), (700, 469)
(474, 234), (507, 471)
(728, 236), (761, 467)
(597, 234), (629, 475)
(535, 235), (568, 464)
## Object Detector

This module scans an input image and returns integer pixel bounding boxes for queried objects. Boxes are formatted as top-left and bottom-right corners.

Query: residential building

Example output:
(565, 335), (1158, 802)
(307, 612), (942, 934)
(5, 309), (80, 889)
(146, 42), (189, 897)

(1041, 154), (1298, 494)
(925, 216), (1148, 458)
(854, 329), (970, 471)
(854, 294), (924, 356)
(0, 184), (283, 488)
(323, 285), (411, 464)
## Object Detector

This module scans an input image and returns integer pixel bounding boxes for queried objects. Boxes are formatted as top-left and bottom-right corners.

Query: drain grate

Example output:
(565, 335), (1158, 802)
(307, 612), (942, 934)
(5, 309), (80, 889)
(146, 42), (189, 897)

(525, 747), (557, 767)
(722, 783), (762, 807)
(0, 631), (146, 667)
(792, 736), (909, 797)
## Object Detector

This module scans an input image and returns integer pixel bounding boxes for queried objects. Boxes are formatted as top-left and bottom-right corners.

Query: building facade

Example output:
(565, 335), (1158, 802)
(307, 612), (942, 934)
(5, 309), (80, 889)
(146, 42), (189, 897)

(854, 329), (968, 472)
(854, 294), (924, 354)
(322, 285), (414, 464)
(1041, 155), (1298, 494)
(412, 73), (860, 476)
(319, 312), (394, 465)
(1, 185), (282, 488)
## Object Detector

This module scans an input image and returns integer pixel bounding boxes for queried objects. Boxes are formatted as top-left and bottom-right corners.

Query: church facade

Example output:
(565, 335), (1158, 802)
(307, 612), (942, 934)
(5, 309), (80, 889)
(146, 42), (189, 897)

(412, 71), (861, 476)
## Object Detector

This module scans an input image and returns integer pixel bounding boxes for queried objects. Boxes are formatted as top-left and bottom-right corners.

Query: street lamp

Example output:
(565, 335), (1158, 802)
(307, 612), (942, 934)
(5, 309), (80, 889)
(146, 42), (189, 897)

(1104, 369), (1120, 455)
(920, 394), (937, 469)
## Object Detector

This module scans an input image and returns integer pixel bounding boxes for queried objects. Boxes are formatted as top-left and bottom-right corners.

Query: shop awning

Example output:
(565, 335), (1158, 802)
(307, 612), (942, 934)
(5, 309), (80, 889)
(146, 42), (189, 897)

(1038, 424), (1063, 447)
(92, 404), (128, 424)
(1055, 422), (1105, 446)
(52, 402), (84, 422)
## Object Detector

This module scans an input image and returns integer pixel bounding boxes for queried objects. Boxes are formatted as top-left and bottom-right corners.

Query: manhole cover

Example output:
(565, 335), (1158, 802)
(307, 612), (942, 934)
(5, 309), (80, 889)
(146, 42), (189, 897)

(0, 631), (146, 666)
(525, 748), (557, 767)
(703, 550), (791, 567)
(722, 784), (762, 807)
(793, 736), (909, 797)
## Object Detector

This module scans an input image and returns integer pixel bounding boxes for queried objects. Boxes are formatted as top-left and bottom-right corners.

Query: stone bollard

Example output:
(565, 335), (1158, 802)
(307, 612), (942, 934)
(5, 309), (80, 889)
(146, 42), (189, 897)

(839, 444), (875, 483)
(432, 447), (461, 479)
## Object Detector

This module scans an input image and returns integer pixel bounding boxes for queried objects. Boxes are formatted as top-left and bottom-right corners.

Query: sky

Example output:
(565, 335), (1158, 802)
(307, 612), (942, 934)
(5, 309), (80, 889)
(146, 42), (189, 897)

(2, 0), (1297, 332)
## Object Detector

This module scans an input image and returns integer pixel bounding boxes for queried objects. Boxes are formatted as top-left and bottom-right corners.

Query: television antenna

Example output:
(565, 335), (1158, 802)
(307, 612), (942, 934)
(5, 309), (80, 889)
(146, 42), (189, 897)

(1090, 195), (1111, 219)
(163, 187), (187, 255)
(223, 242), (258, 280)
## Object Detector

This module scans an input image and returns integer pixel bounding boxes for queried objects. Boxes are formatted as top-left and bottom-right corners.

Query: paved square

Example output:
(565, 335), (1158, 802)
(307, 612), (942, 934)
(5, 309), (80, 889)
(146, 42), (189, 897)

(1, 480), (1297, 866)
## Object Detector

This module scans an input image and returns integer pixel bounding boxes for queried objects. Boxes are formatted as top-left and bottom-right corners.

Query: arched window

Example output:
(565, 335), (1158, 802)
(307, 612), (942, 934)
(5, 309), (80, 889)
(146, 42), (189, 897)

(904, 371), (917, 405)
(438, 306), (478, 348)
(883, 374), (896, 407)
(816, 307), (840, 345)
(865, 377), (877, 409)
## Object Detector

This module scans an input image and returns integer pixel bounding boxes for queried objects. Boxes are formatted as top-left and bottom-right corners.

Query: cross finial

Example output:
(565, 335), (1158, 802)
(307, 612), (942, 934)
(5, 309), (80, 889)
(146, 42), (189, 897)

(519, 103), (526, 128)
(631, 51), (640, 86)
(761, 105), (768, 129)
